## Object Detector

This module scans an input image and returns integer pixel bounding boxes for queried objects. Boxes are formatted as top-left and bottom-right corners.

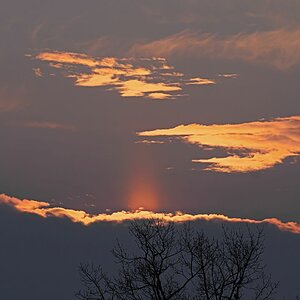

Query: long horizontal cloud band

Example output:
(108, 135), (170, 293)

(138, 116), (300, 173)
(0, 194), (299, 234)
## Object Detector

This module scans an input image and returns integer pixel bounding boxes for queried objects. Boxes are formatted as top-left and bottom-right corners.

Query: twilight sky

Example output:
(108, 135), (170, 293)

(0, 0), (300, 299)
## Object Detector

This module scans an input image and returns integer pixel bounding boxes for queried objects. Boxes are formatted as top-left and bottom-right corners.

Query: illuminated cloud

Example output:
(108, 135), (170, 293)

(34, 51), (216, 100)
(0, 194), (299, 234)
(116, 79), (181, 97)
(130, 28), (300, 70)
(36, 51), (100, 67)
(135, 140), (165, 144)
(138, 116), (300, 173)
(33, 68), (42, 77)
(218, 74), (239, 79)
(147, 93), (173, 100)
(186, 77), (216, 85)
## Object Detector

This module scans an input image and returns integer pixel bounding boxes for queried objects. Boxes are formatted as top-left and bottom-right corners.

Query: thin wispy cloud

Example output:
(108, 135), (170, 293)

(138, 116), (300, 173)
(24, 121), (75, 131)
(0, 88), (25, 113)
(130, 28), (300, 70)
(135, 140), (165, 144)
(186, 77), (216, 85)
(0, 99), (20, 113)
(0, 194), (299, 234)
(218, 74), (239, 79)
(33, 51), (216, 100)
(33, 68), (42, 77)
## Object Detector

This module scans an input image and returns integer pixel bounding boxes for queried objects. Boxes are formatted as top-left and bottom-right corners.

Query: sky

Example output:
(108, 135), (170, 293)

(0, 0), (300, 299)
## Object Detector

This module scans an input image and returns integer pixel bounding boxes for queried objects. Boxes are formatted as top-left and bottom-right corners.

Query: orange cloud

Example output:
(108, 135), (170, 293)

(116, 79), (181, 98)
(135, 140), (165, 144)
(218, 73), (239, 79)
(130, 28), (300, 70)
(36, 51), (99, 67)
(33, 68), (42, 77)
(0, 194), (299, 234)
(138, 116), (300, 173)
(186, 77), (216, 85)
(34, 51), (216, 100)
(147, 92), (174, 100)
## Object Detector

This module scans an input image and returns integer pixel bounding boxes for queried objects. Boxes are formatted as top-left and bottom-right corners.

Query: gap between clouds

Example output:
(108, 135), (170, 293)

(0, 194), (299, 234)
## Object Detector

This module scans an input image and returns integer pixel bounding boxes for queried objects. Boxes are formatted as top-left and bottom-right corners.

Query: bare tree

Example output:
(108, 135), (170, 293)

(77, 219), (278, 300)
(184, 226), (278, 299)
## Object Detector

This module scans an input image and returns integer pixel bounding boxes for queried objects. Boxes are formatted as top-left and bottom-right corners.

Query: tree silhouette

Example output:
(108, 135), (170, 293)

(77, 219), (278, 300)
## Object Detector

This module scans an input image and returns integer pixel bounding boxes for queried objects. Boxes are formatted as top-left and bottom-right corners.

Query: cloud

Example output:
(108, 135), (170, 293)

(0, 194), (299, 234)
(135, 140), (165, 144)
(138, 116), (300, 173)
(0, 99), (20, 113)
(24, 121), (75, 130)
(218, 73), (239, 79)
(36, 51), (100, 67)
(34, 51), (216, 100)
(186, 77), (216, 85)
(147, 92), (174, 100)
(130, 28), (300, 70)
(33, 68), (42, 77)
(115, 79), (181, 98)
(0, 88), (25, 113)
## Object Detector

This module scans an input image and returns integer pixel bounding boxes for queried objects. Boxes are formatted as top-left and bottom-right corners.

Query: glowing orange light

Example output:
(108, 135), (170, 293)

(125, 148), (161, 211)
(127, 173), (159, 211)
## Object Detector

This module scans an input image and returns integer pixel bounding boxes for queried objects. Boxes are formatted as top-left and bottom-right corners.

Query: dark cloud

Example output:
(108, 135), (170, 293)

(0, 206), (299, 300)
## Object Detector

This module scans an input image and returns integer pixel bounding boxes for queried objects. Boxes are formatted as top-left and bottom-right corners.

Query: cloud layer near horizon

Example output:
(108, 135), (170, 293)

(130, 29), (300, 70)
(34, 51), (216, 100)
(138, 116), (300, 173)
(0, 194), (299, 234)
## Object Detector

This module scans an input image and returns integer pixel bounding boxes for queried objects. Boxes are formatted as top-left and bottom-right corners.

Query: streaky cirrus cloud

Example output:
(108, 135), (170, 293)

(130, 28), (300, 70)
(24, 121), (75, 131)
(218, 73), (239, 79)
(0, 194), (299, 234)
(24, 121), (75, 130)
(0, 88), (26, 113)
(33, 51), (216, 100)
(137, 116), (300, 173)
